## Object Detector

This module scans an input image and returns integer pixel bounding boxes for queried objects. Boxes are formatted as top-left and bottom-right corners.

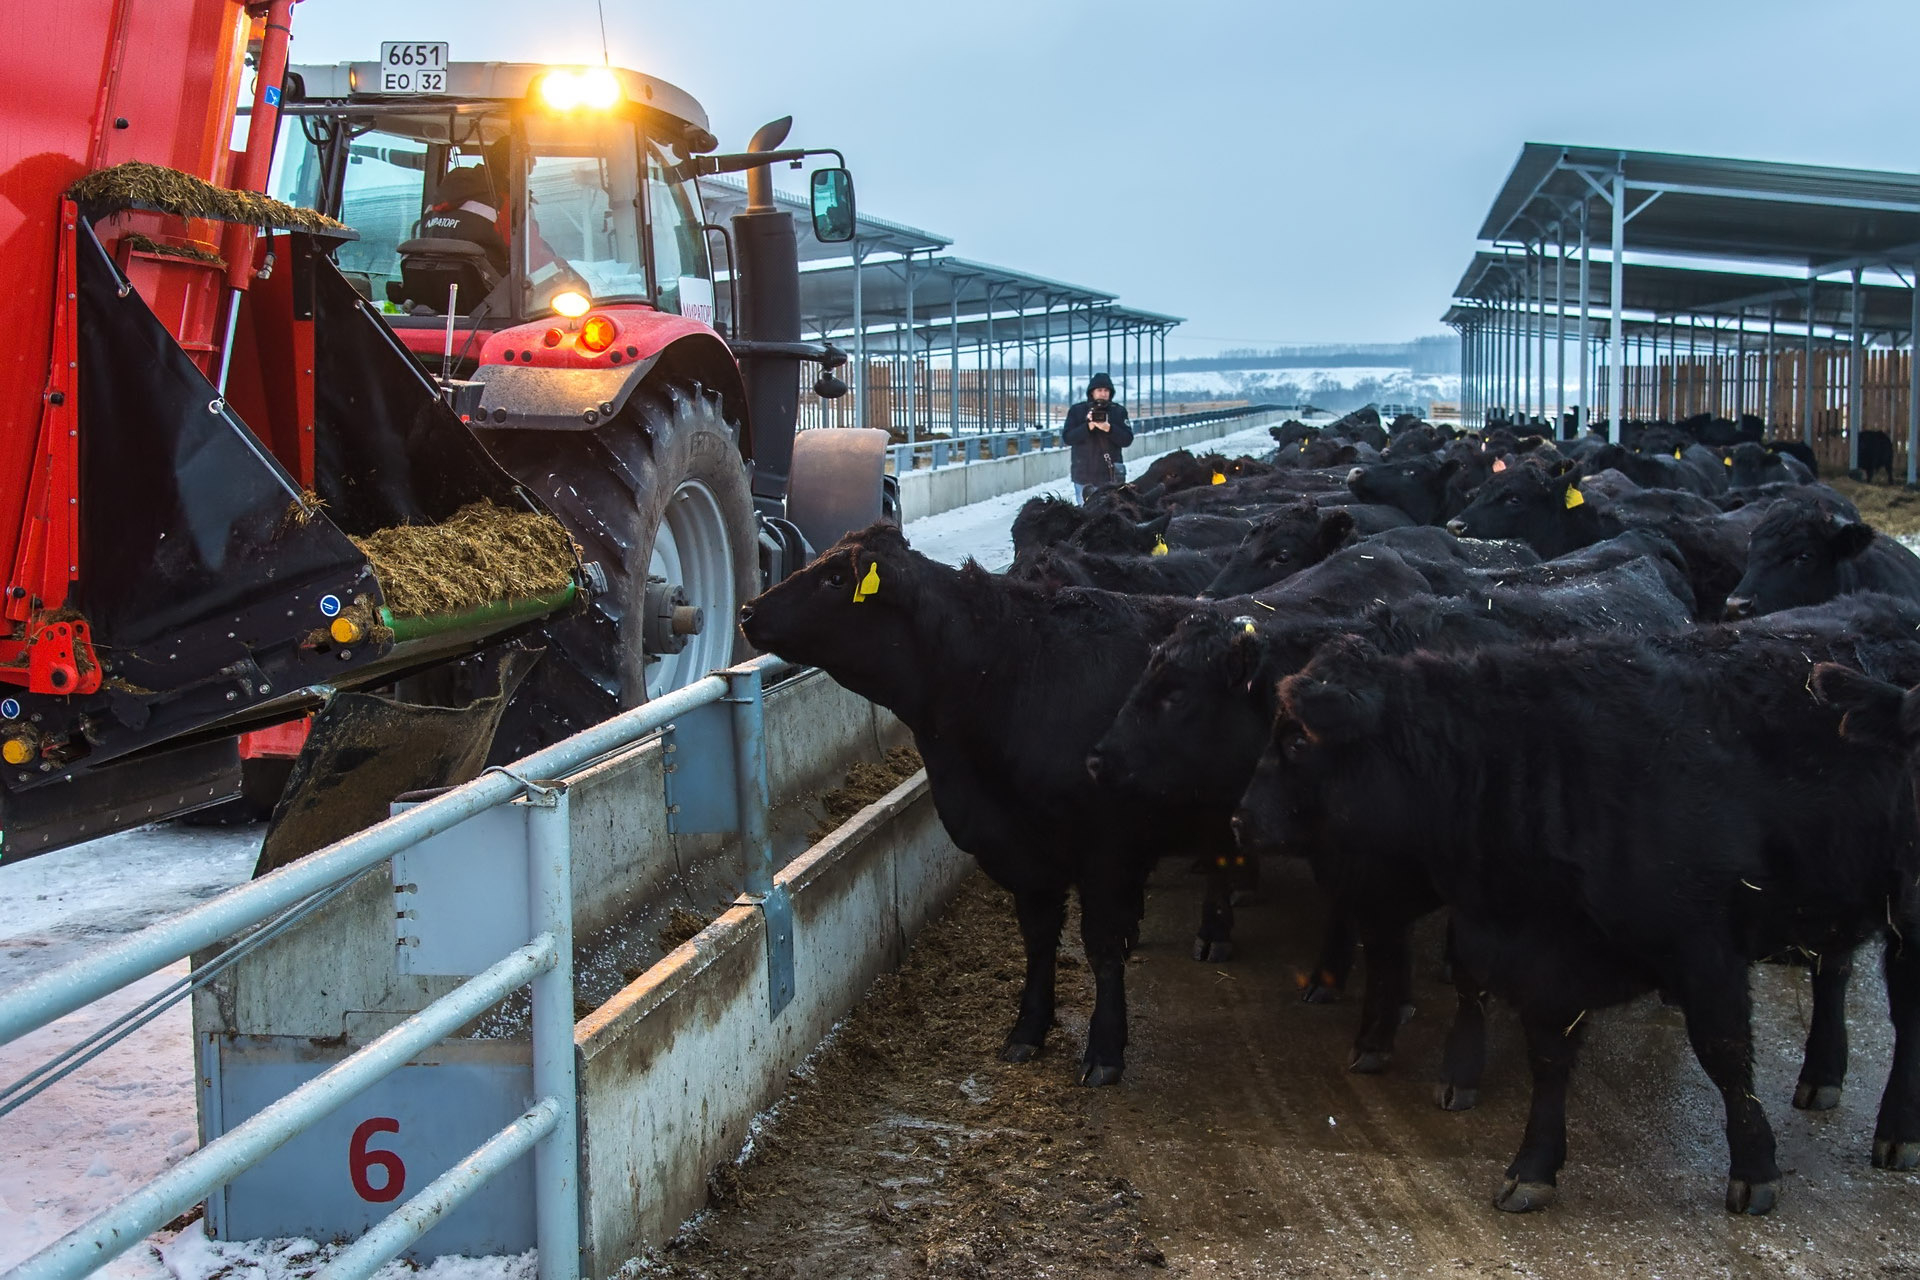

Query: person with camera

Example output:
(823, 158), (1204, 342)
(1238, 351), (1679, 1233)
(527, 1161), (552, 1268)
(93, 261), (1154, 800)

(1062, 372), (1133, 503)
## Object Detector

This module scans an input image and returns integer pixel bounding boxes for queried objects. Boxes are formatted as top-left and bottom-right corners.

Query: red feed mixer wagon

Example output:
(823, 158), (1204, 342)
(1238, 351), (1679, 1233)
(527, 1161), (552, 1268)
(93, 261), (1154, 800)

(0, 0), (884, 859)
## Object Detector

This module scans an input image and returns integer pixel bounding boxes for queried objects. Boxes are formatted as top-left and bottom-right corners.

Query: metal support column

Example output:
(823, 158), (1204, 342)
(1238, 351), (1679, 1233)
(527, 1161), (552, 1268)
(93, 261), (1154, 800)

(1909, 266), (1920, 485)
(1764, 303), (1776, 428)
(1849, 265), (1865, 472)
(1804, 280), (1818, 447)
(527, 786), (579, 1280)
(1554, 223), (1566, 432)
(1577, 202), (1591, 428)
(727, 665), (790, 1017)
(903, 256), (917, 443)
(1607, 168), (1625, 442)
(1534, 245), (1546, 422)
(948, 283), (960, 434)
(851, 240), (867, 428)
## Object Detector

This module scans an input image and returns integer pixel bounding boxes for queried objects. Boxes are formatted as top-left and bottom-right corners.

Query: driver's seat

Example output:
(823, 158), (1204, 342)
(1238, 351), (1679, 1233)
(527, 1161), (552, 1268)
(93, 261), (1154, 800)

(387, 238), (502, 315)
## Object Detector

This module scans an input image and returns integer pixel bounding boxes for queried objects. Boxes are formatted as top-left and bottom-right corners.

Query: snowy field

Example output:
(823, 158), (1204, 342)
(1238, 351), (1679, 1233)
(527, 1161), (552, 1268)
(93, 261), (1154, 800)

(0, 416), (1282, 1276)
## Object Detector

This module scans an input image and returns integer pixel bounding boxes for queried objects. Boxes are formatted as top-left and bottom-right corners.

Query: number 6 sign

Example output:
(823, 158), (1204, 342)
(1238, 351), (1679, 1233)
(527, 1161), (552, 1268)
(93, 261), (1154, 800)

(349, 1117), (407, 1202)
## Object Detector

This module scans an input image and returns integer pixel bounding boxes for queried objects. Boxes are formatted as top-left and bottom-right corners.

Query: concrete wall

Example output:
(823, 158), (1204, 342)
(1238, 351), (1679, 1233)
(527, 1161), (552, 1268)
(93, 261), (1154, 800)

(574, 770), (968, 1273)
(896, 408), (1290, 522)
(196, 668), (907, 1043)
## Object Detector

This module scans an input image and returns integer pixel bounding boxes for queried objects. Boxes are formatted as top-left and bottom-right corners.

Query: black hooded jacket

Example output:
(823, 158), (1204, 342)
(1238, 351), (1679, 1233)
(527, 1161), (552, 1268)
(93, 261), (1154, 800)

(1062, 373), (1133, 486)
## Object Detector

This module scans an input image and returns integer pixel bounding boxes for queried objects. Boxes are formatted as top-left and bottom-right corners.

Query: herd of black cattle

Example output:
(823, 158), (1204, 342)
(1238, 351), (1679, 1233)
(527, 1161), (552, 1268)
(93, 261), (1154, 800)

(738, 407), (1920, 1218)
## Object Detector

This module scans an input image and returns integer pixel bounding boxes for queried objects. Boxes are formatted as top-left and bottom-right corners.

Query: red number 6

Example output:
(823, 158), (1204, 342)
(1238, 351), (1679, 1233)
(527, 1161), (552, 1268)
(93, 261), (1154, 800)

(349, 1117), (406, 1202)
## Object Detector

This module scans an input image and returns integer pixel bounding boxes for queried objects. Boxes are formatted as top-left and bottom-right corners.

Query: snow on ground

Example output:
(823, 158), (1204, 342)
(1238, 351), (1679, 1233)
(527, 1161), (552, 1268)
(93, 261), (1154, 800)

(0, 416), (1277, 1273)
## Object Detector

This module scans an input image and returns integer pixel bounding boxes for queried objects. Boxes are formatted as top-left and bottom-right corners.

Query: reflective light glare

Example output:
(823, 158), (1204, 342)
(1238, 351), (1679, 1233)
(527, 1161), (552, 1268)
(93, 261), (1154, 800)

(551, 290), (591, 318)
(538, 67), (621, 111)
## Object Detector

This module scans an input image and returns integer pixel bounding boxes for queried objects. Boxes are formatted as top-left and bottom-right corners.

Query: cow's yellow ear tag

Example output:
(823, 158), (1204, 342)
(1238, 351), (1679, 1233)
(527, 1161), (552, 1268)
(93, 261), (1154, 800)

(1211, 471), (1227, 485)
(1151, 535), (1170, 557)
(1564, 485), (1585, 510)
(1243, 620), (1257, 635)
(852, 562), (881, 602)
(1724, 456), (1733, 467)
(1492, 457), (1507, 472)
(1671, 448), (1681, 459)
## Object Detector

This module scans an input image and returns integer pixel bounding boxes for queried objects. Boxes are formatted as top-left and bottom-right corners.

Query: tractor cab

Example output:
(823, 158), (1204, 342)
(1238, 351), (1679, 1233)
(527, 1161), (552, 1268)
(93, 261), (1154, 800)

(272, 63), (720, 372)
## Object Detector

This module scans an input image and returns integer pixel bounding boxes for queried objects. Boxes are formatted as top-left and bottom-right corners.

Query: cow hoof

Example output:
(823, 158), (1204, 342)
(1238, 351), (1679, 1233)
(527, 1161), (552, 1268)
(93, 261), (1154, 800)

(1348, 1049), (1391, 1074)
(1191, 937), (1232, 962)
(1079, 1062), (1124, 1087)
(1873, 1139), (1920, 1171)
(1726, 1178), (1779, 1215)
(1494, 1178), (1555, 1213)
(1793, 1081), (1842, 1111)
(1301, 978), (1342, 1004)
(1000, 1040), (1043, 1064)
(1436, 1084), (1479, 1112)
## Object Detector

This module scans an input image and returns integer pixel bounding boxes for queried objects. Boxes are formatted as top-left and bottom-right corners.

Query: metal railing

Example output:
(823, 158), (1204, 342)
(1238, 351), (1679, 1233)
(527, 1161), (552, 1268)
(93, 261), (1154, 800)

(883, 403), (1283, 474)
(0, 656), (794, 1280)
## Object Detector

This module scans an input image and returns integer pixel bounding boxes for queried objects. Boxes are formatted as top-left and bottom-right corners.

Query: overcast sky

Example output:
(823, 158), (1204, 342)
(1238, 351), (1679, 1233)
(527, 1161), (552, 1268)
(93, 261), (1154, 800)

(290, 0), (1920, 355)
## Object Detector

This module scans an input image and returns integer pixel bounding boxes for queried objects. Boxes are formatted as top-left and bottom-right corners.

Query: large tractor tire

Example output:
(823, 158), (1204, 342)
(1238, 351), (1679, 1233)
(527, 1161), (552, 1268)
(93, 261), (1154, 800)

(479, 378), (758, 752)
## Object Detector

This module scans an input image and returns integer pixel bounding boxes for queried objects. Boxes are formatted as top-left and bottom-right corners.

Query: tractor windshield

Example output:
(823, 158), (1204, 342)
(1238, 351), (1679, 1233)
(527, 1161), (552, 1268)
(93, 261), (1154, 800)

(269, 104), (706, 321)
(522, 116), (647, 308)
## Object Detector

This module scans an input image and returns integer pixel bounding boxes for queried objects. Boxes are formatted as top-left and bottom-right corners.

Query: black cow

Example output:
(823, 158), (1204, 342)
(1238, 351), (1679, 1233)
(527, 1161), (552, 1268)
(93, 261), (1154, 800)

(1347, 452), (1485, 526)
(1726, 442), (1811, 490)
(1768, 439), (1819, 477)
(738, 525), (1433, 1083)
(1725, 497), (1920, 617)
(1859, 429), (1896, 483)
(1235, 597), (1920, 1215)
(1010, 544), (1222, 596)
(1201, 506), (1358, 598)
(1092, 556), (1693, 1034)
(1446, 460), (1746, 618)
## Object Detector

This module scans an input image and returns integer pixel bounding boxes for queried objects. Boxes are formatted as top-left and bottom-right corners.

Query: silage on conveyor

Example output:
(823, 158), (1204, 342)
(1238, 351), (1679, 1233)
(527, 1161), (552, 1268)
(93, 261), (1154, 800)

(350, 502), (576, 618)
(67, 160), (348, 232)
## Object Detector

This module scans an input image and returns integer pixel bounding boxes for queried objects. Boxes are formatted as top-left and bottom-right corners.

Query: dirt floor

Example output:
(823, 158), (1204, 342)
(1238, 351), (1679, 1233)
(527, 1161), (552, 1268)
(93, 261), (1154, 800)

(629, 858), (1920, 1279)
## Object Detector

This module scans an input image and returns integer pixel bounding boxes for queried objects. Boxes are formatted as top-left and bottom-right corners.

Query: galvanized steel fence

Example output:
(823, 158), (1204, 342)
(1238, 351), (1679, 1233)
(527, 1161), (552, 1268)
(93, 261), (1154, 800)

(0, 656), (794, 1280)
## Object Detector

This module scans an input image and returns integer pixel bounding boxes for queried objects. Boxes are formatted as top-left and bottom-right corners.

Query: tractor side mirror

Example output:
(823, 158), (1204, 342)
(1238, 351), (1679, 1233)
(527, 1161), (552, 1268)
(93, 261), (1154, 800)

(810, 168), (856, 243)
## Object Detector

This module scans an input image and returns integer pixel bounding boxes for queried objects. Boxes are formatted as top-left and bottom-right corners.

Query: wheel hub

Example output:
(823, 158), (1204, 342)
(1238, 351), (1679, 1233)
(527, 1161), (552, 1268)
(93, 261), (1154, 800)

(644, 479), (735, 700)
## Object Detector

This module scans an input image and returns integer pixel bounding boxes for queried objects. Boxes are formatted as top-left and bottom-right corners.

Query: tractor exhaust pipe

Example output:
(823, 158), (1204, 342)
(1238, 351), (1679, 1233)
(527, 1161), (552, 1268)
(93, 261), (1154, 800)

(734, 117), (804, 511)
(743, 116), (792, 214)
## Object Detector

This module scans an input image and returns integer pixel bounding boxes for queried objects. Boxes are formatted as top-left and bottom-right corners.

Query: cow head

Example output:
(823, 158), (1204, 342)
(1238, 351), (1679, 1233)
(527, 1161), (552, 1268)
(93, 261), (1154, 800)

(1202, 505), (1355, 598)
(1088, 612), (1268, 802)
(1725, 500), (1876, 619)
(1445, 458), (1589, 554)
(739, 522), (923, 712)
(1233, 636), (1387, 857)
(1811, 663), (1920, 757)
(1346, 454), (1462, 526)
(1011, 495), (1085, 555)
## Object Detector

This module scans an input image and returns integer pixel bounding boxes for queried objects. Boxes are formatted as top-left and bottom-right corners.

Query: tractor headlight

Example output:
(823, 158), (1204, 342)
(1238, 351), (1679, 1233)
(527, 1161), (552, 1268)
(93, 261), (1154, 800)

(537, 67), (621, 112)
(551, 290), (592, 318)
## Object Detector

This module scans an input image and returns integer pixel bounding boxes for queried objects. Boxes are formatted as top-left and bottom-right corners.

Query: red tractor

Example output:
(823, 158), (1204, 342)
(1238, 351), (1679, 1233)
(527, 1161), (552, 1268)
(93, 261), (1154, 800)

(0, 1), (882, 859)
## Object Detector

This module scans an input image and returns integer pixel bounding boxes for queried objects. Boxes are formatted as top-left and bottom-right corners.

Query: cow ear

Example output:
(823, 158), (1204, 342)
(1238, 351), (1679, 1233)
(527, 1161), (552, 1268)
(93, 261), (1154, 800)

(1550, 458), (1580, 478)
(1811, 663), (1912, 750)
(1437, 458), (1462, 481)
(1137, 512), (1172, 536)
(1332, 444), (1359, 465)
(1315, 510), (1357, 555)
(1225, 625), (1262, 686)
(1278, 637), (1385, 743)
(1830, 521), (1876, 560)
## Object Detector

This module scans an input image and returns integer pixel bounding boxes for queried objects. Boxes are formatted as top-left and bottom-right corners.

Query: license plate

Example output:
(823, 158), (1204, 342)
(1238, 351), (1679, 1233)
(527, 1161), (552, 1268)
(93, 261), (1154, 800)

(377, 42), (449, 94)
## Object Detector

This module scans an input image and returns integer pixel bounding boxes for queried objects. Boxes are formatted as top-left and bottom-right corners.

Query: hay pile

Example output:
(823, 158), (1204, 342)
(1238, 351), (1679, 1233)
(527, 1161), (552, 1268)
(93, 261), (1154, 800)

(1824, 477), (1920, 538)
(352, 501), (575, 617)
(68, 161), (347, 233)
